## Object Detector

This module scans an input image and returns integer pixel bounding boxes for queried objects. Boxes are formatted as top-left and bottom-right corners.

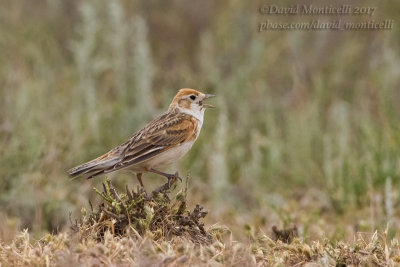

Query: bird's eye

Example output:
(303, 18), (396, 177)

(189, 95), (196, 100)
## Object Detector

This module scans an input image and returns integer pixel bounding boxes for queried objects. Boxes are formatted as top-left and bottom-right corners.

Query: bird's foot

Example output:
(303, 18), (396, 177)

(166, 172), (181, 188)
(148, 168), (182, 191)
(170, 171), (182, 182)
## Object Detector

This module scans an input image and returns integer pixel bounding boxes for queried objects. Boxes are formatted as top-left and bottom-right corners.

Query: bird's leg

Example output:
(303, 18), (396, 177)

(136, 173), (144, 187)
(149, 168), (182, 184)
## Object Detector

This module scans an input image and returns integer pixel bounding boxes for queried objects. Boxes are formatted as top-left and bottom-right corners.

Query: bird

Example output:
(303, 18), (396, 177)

(68, 88), (215, 187)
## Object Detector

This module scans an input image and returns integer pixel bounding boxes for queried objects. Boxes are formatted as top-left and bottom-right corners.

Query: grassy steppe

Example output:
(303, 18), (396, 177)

(0, 0), (400, 266)
(1, 179), (399, 266)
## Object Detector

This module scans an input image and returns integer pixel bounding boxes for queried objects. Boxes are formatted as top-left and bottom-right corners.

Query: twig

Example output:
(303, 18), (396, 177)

(184, 173), (190, 200)
(102, 208), (126, 221)
(126, 185), (133, 201)
(89, 200), (94, 213)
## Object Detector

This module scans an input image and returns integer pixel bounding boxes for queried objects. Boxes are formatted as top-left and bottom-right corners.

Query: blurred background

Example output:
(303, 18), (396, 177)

(0, 0), (399, 242)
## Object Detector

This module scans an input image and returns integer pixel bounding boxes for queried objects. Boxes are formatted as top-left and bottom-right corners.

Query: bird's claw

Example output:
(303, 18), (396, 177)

(166, 172), (181, 188)
(174, 171), (182, 182)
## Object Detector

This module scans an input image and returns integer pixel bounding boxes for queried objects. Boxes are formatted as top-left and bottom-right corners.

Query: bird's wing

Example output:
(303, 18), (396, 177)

(70, 112), (198, 178)
(123, 112), (197, 160)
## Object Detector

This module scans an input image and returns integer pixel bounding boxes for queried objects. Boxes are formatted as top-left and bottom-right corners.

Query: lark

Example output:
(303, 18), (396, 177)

(69, 88), (215, 187)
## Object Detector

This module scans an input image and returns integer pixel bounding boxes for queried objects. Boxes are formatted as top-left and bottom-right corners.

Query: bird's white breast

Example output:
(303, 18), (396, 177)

(147, 140), (196, 169)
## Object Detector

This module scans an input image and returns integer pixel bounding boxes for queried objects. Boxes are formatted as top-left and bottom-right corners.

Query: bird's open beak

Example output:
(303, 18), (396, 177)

(204, 94), (216, 99)
(203, 94), (216, 108)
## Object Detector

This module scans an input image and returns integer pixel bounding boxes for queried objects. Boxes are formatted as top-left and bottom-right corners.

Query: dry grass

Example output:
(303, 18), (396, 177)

(1, 223), (400, 266)
(1, 179), (400, 266)
(73, 178), (212, 245)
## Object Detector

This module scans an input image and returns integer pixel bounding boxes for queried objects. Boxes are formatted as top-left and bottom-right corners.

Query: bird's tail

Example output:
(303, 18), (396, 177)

(68, 153), (119, 179)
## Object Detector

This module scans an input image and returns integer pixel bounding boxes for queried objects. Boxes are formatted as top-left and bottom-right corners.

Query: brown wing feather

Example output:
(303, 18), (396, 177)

(84, 111), (197, 178)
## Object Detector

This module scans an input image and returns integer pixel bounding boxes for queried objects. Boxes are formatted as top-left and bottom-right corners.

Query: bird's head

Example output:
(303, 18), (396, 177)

(169, 88), (215, 119)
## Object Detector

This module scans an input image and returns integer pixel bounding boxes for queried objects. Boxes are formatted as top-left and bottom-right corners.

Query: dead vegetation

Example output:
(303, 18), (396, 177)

(271, 225), (299, 244)
(2, 224), (400, 266)
(72, 177), (212, 245)
(1, 179), (400, 266)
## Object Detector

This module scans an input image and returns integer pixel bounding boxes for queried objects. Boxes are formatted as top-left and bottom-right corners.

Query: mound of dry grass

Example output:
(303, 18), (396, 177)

(72, 178), (212, 245)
